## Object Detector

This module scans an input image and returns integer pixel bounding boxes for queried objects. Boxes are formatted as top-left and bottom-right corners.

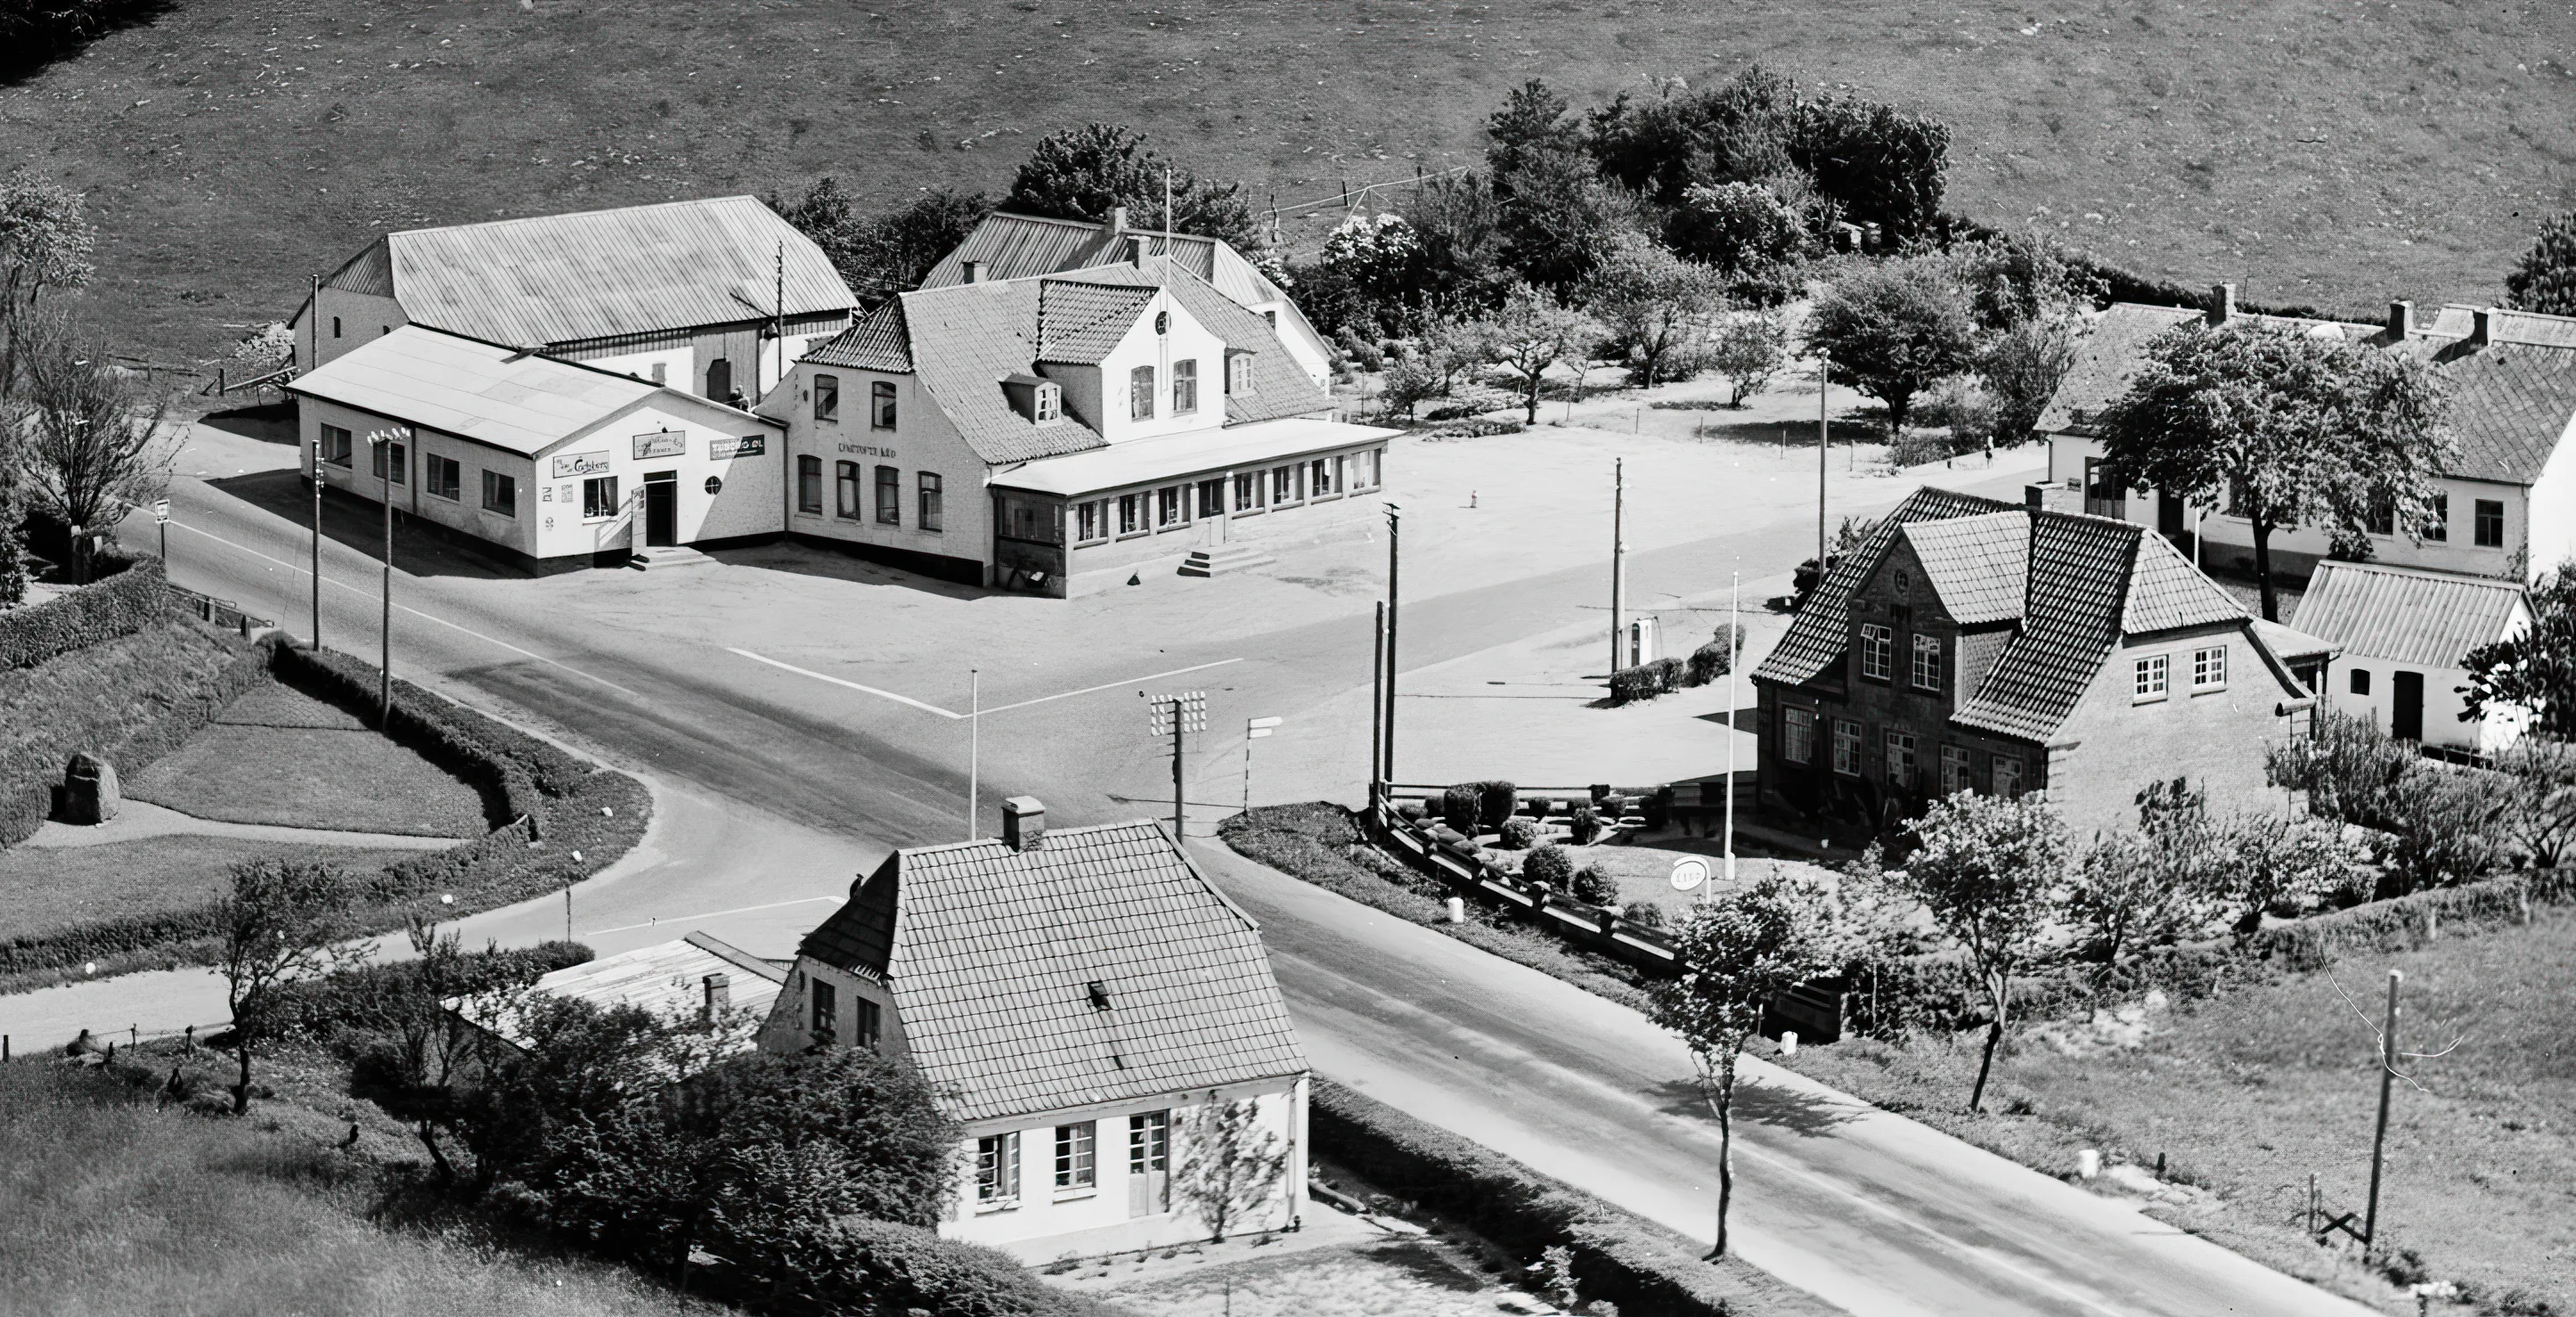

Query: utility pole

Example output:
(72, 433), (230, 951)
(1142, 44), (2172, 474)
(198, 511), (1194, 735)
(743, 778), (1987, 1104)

(772, 240), (786, 395)
(1610, 459), (1626, 675)
(1383, 506), (1400, 789)
(967, 667), (981, 841)
(1147, 692), (1206, 845)
(1724, 569), (1740, 885)
(2362, 969), (2402, 1262)
(310, 443), (323, 651)
(1818, 348), (1830, 577)
(367, 427), (408, 727)
(1369, 601), (1386, 814)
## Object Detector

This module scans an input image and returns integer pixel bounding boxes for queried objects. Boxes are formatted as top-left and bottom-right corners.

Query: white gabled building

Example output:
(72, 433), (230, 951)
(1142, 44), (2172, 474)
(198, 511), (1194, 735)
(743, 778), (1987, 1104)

(761, 798), (1310, 1259)
(2287, 560), (2532, 755)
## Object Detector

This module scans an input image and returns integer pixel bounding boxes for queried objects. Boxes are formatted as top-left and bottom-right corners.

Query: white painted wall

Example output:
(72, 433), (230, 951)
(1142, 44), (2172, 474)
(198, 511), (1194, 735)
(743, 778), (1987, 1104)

(583, 344), (697, 390)
(527, 397), (783, 560)
(1092, 292), (1230, 444)
(293, 288), (409, 372)
(779, 360), (992, 574)
(2525, 416), (2576, 577)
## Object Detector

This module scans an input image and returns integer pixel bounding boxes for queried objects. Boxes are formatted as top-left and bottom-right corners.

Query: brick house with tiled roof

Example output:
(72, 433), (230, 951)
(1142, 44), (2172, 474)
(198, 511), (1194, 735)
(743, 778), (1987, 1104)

(1751, 488), (2327, 835)
(761, 798), (1310, 1256)
(774, 253), (1394, 594)
(2040, 286), (2576, 586)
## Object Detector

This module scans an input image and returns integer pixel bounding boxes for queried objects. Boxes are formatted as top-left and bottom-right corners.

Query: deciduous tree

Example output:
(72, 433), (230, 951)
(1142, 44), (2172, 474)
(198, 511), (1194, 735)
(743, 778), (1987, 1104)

(13, 317), (174, 565)
(1894, 792), (2071, 1112)
(1474, 283), (1601, 424)
(2066, 780), (2223, 970)
(2492, 737), (2576, 868)
(2464, 560), (2576, 739)
(1583, 231), (1724, 387)
(1804, 256), (1978, 436)
(0, 165), (94, 398)
(1649, 869), (1839, 1256)
(1175, 1098), (1291, 1241)
(770, 178), (991, 308)
(216, 858), (355, 1115)
(2093, 321), (2454, 619)
(2505, 210), (2576, 317)
(1004, 124), (1259, 255)
(1707, 310), (1789, 407)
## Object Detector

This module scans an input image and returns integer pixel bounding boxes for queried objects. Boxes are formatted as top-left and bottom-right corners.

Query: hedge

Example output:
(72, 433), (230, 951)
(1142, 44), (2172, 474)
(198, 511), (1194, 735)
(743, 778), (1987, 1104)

(0, 557), (167, 671)
(268, 940), (595, 1045)
(746, 1217), (1129, 1317)
(2249, 872), (2556, 970)
(1608, 658), (1683, 705)
(1, 612), (265, 846)
(269, 644), (591, 798)
(1311, 1078), (1802, 1317)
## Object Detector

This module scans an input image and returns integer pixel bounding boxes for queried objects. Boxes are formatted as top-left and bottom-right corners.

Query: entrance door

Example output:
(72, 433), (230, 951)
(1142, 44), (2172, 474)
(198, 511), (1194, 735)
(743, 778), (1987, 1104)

(1127, 1110), (1170, 1217)
(642, 473), (678, 548)
(2393, 671), (2425, 741)
(705, 356), (733, 402)
(2158, 490), (2186, 536)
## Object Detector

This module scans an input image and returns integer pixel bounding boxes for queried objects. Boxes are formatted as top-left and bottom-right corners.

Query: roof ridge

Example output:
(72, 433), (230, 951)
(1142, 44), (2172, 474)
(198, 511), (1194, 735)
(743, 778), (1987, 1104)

(392, 194), (763, 239)
(2311, 559), (2526, 589)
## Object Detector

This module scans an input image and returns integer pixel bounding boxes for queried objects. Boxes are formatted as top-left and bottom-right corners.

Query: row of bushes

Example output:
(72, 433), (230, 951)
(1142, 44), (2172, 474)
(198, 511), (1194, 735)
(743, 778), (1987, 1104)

(2, 610), (267, 846)
(0, 557), (165, 671)
(1312, 1078), (1789, 1317)
(271, 643), (592, 804)
(1608, 628), (1743, 706)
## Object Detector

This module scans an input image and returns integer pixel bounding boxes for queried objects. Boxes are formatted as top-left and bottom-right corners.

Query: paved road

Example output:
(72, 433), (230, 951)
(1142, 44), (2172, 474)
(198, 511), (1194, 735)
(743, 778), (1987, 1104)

(15, 430), (2381, 1316)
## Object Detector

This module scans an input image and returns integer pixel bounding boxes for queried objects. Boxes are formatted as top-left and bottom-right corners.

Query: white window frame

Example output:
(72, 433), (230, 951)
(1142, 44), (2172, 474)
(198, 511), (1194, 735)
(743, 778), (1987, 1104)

(1910, 634), (1942, 692)
(1054, 1121), (1097, 1198)
(1940, 745), (1971, 796)
(1884, 730), (1918, 787)
(813, 373), (839, 422)
(2191, 645), (2227, 692)
(2133, 654), (2171, 703)
(975, 1132), (1021, 1210)
(1172, 358), (1199, 414)
(1858, 625), (1894, 682)
(580, 475), (619, 523)
(1830, 718), (1862, 777)
(1782, 706), (1814, 765)
(1129, 365), (1156, 420)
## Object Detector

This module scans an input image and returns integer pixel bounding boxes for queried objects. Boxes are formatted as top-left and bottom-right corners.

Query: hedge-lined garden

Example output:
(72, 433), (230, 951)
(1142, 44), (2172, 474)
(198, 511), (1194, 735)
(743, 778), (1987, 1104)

(0, 555), (164, 671)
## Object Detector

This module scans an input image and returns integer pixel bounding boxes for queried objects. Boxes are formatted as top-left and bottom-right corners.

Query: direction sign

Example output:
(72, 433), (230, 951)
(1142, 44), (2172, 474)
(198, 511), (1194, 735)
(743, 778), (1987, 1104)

(1246, 716), (1282, 740)
(1670, 857), (1709, 892)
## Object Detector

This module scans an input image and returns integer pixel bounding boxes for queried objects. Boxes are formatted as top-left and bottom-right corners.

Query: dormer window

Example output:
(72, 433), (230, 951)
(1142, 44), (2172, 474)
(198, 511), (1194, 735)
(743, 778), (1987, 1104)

(1226, 351), (1253, 396)
(1002, 373), (1064, 424)
(1035, 381), (1060, 421)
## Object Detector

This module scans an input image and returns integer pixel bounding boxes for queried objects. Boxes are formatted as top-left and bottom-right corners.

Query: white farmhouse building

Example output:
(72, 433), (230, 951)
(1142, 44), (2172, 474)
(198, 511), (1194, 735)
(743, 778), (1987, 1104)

(287, 326), (784, 569)
(761, 798), (1311, 1259)
(289, 196), (856, 402)
(2041, 289), (2576, 585)
(2287, 560), (2532, 755)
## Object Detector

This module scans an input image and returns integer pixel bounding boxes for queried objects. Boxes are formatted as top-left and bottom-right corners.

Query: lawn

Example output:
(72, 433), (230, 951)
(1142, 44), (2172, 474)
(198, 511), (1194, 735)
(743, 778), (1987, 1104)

(126, 679), (495, 838)
(4, 0), (2565, 369)
(0, 1055), (727, 1317)
(0, 835), (418, 943)
(1773, 904), (2576, 1315)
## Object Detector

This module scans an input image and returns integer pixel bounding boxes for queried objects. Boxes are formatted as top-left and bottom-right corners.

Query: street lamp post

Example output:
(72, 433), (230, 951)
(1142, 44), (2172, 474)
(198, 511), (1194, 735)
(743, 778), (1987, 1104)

(365, 427), (408, 727)
(1382, 506), (1401, 789)
(311, 442), (323, 651)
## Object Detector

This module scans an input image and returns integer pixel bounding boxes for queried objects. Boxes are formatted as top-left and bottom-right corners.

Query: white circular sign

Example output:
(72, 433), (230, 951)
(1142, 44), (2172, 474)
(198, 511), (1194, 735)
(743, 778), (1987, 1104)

(1670, 858), (1708, 892)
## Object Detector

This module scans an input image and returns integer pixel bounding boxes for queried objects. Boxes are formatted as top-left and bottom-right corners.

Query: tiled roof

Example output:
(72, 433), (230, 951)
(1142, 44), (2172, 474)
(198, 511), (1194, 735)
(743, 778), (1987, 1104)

(2041, 301), (2576, 486)
(1751, 487), (2023, 688)
(796, 857), (900, 983)
(817, 821), (1307, 1125)
(806, 301), (915, 372)
(899, 280), (1112, 465)
(1035, 281), (1157, 364)
(1153, 260), (1332, 422)
(1902, 511), (2028, 625)
(1953, 515), (2151, 740)
(2121, 528), (2248, 634)
(2290, 560), (2528, 670)
(353, 196), (856, 348)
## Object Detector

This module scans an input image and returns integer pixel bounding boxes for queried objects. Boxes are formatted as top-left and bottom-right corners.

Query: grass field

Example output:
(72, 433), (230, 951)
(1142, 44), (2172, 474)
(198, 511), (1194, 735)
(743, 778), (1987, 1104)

(0, 1056), (726, 1317)
(126, 680), (494, 838)
(3, 0), (2568, 367)
(0, 835), (416, 942)
(1775, 904), (2576, 1314)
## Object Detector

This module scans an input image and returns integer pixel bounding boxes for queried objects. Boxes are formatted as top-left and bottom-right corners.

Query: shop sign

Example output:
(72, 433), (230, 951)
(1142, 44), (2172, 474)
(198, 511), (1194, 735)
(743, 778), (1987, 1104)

(836, 442), (896, 458)
(632, 430), (687, 460)
(709, 434), (767, 460)
(551, 451), (611, 479)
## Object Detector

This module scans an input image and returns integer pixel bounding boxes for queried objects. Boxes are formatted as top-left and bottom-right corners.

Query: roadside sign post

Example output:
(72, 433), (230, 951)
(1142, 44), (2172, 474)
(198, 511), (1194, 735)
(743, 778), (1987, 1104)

(1147, 691), (1207, 844)
(152, 499), (170, 569)
(1244, 716), (1282, 811)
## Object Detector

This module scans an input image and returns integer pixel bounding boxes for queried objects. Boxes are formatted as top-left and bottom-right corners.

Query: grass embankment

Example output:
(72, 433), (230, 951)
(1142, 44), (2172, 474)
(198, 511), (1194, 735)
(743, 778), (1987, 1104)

(7, 0), (2562, 366)
(0, 613), (249, 842)
(1775, 905), (2576, 1316)
(0, 836), (420, 944)
(127, 680), (494, 838)
(1219, 803), (1651, 1009)
(0, 1055), (727, 1317)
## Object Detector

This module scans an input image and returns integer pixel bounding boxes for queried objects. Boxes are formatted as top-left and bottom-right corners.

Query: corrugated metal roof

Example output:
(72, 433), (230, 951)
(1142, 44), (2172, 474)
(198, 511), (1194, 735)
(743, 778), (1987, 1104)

(286, 325), (658, 454)
(844, 820), (1308, 1125)
(920, 212), (1291, 309)
(1902, 512), (2027, 625)
(373, 196), (856, 348)
(2289, 560), (2528, 669)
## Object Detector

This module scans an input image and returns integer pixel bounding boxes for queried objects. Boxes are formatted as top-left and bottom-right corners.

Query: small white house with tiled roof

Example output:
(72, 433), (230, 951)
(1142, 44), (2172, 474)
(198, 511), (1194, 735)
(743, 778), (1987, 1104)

(760, 798), (1310, 1256)
(2040, 286), (2576, 585)
(289, 197), (855, 404)
(1752, 488), (2329, 834)
(775, 253), (1394, 593)
(2289, 560), (2531, 754)
(917, 208), (1333, 387)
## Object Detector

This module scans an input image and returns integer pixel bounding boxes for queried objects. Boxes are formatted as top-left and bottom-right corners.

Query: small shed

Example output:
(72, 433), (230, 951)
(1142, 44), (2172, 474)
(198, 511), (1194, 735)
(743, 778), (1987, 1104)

(2288, 560), (2531, 754)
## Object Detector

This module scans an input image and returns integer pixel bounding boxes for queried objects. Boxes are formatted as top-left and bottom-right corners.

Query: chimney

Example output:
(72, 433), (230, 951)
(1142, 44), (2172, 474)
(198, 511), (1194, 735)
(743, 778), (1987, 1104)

(960, 258), (982, 284)
(1002, 796), (1046, 851)
(1129, 234), (1149, 267)
(701, 972), (730, 1022)
(2473, 306), (2495, 346)
(2206, 282), (2237, 327)
(1108, 205), (1129, 234)
(2387, 299), (2412, 339)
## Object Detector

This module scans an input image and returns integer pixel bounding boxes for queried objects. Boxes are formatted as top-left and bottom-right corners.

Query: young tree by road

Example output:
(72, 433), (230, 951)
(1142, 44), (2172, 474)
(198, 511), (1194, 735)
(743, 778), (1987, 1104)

(1585, 231), (1725, 388)
(1175, 1097), (1291, 1241)
(2093, 321), (2454, 620)
(1649, 869), (1840, 1257)
(2464, 560), (2576, 739)
(1895, 792), (2071, 1113)
(1803, 256), (1978, 436)
(1476, 283), (1600, 424)
(216, 858), (355, 1115)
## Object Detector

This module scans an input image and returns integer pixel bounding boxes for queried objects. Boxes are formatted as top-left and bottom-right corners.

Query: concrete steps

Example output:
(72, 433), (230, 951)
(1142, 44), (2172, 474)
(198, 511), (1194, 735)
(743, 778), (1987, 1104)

(1178, 543), (1275, 577)
(629, 545), (716, 571)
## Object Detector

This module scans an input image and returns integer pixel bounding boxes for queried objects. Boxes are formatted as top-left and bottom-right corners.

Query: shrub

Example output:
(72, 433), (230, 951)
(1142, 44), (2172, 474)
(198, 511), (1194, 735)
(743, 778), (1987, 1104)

(1439, 784), (1482, 834)
(269, 643), (592, 796)
(1523, 843), (1574, 891)
(2265, 710), (2414, 828)
(1571, 863), (1618, 907)
(268, 941), (593, 1048)
(2249, 874), (2539, 971)
(1625, 900), (1667, 929)
(1477, 780), (1519, 828)
(0, 557), (167, 670)
(2376, 765), (2511, 896)
(779, 1215), (1125, 1317)
(1498, 817), (1540, 850)
(1608, 657), (1683, 704)
(1568, 802), (1603, 846)
(1311, 1078), (1757, 1317)
(1683, 625), (1745, 687)
(1641, 786), (1675, 830)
